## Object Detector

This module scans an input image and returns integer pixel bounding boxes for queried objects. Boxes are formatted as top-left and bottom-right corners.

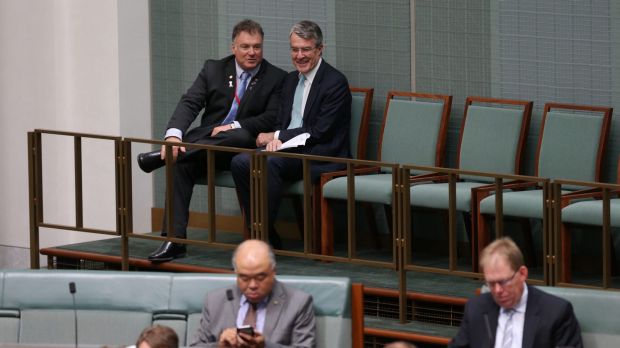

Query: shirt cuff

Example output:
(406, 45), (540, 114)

(165, 128), (183, 141)
(232, 121), (241, 129)
(274, 130), (280, 140)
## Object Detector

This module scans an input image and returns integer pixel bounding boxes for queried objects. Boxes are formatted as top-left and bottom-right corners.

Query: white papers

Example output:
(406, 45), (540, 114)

(277, 132), (310, 151)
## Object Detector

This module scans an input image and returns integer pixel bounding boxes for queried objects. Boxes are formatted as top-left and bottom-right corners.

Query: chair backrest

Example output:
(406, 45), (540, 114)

(458, 97), (533, 183)
(536, 286), (620, 347)
(536, 103), (612, 186)
(378, 91), (452, 174)
(349, 87), (374, 160)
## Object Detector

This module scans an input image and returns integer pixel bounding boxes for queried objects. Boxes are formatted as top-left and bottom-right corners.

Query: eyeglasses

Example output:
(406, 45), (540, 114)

(290, 46), (316, 55)
(485, 271), (518, 289)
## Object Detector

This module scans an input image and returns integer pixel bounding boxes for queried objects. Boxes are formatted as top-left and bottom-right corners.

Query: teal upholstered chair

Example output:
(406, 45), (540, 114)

(558, 157), (620, 283)
(320, 91), (452, 255)
(408, 97), (532, 266)
(281, 87), (374, 250)
(478, 103), (613, 268)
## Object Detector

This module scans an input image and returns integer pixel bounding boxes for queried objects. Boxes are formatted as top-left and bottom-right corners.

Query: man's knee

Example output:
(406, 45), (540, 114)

(231, 153), (251, 173)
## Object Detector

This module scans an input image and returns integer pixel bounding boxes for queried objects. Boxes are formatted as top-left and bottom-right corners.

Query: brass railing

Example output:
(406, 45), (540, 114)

(28, 129), (619, 323)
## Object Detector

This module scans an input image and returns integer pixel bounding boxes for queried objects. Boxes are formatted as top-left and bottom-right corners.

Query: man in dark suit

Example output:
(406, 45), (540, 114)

(190, 239), (315, 347)
(139, 19), (286, 262)
(231, 20), (352, 247)
(450, 237), (582, 348)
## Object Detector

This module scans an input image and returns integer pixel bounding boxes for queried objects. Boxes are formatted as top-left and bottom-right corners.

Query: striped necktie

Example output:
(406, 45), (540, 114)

(221, 71), (251, 125)
(502, 308), (515, 348)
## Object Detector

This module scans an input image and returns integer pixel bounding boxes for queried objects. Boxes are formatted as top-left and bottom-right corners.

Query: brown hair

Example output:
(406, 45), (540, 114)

(479, 237), (524, 272)
(136, 325), (178, 348)
(232, 19), (264, 41)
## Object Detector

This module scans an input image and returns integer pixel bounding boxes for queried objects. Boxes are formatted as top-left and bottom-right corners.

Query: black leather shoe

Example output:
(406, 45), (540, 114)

(148, 241), (187, 263)
(137, 150), (165, 173)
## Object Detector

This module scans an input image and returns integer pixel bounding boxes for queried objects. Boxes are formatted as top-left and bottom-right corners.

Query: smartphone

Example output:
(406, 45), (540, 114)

(237, 325), (255, 336)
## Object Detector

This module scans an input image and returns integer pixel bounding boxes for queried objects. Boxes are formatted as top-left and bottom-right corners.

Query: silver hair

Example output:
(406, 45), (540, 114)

(231, 239), (277, 271)
(289, 20), (323, 47)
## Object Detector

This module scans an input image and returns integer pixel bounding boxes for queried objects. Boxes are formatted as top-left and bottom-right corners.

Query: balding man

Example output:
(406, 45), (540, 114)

(450, 237), (582, 348)
(190, 240), (315, 347)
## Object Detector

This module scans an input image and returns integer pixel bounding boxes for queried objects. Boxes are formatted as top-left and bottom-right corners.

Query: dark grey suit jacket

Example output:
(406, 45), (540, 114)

(190, 280), (316, 348)
(168, 55), (286, 142)
(450, 285), (583, 348)
(276, 60), (351, 159)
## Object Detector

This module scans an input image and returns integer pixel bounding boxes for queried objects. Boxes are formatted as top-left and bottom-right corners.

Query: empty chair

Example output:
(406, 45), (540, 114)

(320, 91), (452, 255)
(408, 97), (533, 268)
(559, 157), (620, 283)
(478, 102), (613, 270)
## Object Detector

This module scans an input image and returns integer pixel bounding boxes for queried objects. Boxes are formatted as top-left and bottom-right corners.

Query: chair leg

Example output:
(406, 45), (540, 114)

(321, 196), (335, 256)
(475, 213), (490, 273)
(291, 196), (305, 240)
(520, 219), (537, 268)
(360, 203), (382, 249)
(560, 223), (572, 283)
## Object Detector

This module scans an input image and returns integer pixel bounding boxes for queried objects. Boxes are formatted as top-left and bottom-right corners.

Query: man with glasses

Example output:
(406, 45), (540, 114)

(231, 20), (352, 248)
(450, 237), (582, 348)
(137, 19), (286, 263)
(191, 239), (316, 347)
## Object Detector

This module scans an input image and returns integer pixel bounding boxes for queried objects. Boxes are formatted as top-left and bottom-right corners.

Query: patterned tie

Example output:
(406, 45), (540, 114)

(221, 71), (251, 125)
(502, 308), (515, 348)
(243, 302), (257, 329)
(288, 74), (306, 129)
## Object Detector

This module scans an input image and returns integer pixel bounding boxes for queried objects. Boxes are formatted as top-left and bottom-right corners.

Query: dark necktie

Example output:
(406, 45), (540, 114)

(243, 302), (257, 329)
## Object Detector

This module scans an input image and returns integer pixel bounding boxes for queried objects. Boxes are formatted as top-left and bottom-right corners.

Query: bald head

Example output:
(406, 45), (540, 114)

(233, 239), (277, 303)
(232, 239), (276, 271)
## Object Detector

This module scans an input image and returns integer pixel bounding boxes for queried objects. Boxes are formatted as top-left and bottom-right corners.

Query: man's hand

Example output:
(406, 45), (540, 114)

(256, 132), (275, 147)
(218, 328), (238, 347)
(212, 124), (233, 137)
(265, 139), (282, 152)
(237, 331), (265, 348)
(160, 136), (184, 162)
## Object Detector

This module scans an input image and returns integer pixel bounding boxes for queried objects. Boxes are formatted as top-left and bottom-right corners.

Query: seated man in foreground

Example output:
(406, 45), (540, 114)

(191, 239), (315, 347)
(450, 237), (583, 348)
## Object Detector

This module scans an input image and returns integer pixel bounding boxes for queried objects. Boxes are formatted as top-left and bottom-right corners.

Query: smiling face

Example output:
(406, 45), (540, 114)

(231, 31), (264, 71)
(290, 33), (323, 75)
(234, 240), (276, 304)
(484, 254), (528, 309)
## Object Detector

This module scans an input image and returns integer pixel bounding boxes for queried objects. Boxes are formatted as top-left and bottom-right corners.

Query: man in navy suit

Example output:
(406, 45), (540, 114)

(231, 20), (352, 248)
(450, 237), (582, 348)
(140, 19), (286, 262)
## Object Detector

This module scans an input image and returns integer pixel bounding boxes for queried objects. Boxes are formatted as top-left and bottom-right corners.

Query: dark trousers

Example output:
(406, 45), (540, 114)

(231, 151), (345, 235)
(162, 128), (255, 238)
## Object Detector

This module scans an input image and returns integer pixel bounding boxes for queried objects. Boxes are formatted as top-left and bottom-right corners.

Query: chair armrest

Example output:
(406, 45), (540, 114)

(319, 166), (381, 186)
(560, 187), (620, 207)
(409, 172), (447, 184)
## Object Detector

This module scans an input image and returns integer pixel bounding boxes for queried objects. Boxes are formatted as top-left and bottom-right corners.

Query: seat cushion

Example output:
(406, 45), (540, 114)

(479, 190), (547, 218)
(562, 199), (620, 227)
(322, 174), (394, 205)
(410, 181), (489, 212)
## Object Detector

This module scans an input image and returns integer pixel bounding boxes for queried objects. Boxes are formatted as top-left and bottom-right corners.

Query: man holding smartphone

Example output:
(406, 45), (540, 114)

(190, 239), (316, 347)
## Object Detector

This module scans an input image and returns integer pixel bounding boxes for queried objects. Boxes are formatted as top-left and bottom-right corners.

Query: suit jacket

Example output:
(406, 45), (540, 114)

(450, 286), (583, 348)
(190, 280), (316, 348)
(276, 60), (351, 159)
(167, 55), (286, 142)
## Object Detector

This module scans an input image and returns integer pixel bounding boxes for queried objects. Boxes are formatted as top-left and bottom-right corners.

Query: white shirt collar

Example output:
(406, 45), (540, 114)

(234, 60), (260, 79)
